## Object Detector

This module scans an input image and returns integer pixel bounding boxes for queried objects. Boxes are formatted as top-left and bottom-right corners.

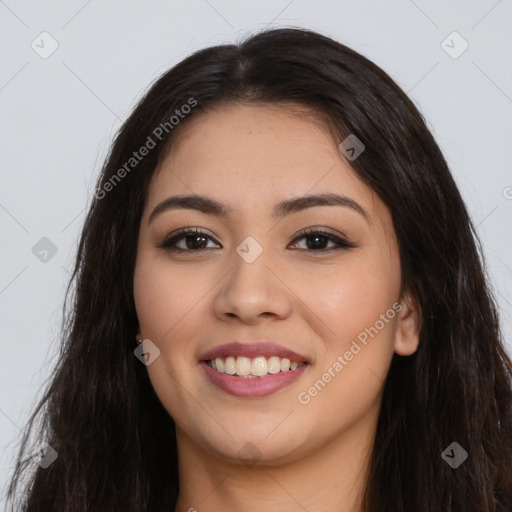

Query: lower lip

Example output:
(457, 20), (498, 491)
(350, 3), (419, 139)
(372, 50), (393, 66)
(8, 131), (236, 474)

(200, 361), (309, 398)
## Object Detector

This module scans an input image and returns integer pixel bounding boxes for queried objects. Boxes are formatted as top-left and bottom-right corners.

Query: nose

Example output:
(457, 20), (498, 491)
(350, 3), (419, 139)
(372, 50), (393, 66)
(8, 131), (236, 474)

(212, 244), (293, 325)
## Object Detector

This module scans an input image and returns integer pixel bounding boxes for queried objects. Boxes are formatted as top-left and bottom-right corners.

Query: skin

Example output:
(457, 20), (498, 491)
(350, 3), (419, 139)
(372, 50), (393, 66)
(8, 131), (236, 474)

(133, 103), (421, 512)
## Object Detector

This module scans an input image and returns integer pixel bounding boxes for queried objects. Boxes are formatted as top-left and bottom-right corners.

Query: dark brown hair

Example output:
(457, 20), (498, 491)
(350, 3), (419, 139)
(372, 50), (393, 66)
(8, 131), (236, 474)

(7, 27), (512, 511)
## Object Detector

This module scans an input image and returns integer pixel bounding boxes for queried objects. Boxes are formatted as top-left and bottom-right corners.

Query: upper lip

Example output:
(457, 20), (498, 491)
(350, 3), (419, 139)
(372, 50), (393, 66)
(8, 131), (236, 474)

(199, 342), (310, 363)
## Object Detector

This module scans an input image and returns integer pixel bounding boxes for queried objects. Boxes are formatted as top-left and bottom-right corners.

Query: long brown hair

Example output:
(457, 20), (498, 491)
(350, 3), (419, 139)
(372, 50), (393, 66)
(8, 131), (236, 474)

(7, 27), (512, 511)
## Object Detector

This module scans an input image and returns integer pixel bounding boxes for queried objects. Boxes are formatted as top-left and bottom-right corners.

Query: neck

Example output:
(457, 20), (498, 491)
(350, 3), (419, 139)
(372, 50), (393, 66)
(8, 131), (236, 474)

(174, 417), (377, 512)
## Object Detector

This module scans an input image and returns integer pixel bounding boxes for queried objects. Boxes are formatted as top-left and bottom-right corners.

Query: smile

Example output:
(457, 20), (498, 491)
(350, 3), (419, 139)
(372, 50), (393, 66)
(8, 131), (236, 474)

(205, 355), (307, 377)
(199, 341), (311, 397)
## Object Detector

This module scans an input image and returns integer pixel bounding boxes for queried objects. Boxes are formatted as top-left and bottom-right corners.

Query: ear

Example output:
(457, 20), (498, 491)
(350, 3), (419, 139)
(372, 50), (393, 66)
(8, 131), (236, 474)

(135, 327), (141, 342)
(393, 291), (422, 356)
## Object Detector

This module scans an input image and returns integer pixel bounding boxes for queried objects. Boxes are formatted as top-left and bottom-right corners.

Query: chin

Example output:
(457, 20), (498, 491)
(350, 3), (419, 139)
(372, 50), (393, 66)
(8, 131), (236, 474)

(195, 421), (314, 466)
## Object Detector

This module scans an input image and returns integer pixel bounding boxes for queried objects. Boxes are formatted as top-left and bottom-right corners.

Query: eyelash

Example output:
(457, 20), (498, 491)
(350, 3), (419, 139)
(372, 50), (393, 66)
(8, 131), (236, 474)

(156, 227), (356, 254)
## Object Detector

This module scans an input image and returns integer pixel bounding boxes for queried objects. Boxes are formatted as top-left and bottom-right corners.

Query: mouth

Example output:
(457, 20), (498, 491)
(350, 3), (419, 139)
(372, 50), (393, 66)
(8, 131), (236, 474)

(199, 341), (311, 398)
(203, 356), (309, 378)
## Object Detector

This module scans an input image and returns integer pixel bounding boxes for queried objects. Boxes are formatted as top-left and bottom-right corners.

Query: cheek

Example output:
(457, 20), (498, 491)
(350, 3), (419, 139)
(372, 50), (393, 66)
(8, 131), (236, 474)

(300, 251), (401, 346)
(133, 257), (207, 343)
(133, 257), (208, 425)
(296, 257), (399, 432)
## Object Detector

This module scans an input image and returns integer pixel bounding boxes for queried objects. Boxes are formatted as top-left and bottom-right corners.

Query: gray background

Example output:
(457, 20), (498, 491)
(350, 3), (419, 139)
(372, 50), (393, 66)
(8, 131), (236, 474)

(1, 0), (511, 506)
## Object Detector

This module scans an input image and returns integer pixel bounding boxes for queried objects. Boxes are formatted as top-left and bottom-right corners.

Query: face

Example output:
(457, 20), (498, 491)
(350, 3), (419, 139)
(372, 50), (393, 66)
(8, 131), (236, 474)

(133, 103), (420, 466)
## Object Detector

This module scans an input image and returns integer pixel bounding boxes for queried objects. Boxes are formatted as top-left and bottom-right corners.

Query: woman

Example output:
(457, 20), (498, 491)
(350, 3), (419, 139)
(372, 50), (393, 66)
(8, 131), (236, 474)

(7, 27), (512, 512)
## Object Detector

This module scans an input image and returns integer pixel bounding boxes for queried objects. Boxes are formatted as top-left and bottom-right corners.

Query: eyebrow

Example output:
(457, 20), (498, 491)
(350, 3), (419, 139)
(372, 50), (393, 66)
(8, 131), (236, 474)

(148, 192), (371, 224)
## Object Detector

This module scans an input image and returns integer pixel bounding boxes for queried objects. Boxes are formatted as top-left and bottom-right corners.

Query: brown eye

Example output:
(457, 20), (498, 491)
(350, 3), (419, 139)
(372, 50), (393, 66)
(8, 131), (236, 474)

(157, 227), (356, 254)
(289, 229), (356, 253)
(157, 228), (220, 252)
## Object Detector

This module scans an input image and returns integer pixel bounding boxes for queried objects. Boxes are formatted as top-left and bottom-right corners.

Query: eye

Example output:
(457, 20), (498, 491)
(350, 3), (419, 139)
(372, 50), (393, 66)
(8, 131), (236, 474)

(289, 228), (356, 253)
(157, 228), (220, 252)
(156, 227), (356, 254)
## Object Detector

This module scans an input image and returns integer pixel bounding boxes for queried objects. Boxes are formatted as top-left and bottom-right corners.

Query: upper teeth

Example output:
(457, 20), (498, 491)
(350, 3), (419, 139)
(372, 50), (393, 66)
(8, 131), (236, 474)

(208, 356), (304, 377)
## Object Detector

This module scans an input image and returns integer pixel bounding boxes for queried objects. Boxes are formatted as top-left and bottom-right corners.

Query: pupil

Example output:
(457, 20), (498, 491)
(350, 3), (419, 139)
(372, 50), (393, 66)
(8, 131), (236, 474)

(307, 235), (326, 250)
(186, 235), (207, 250)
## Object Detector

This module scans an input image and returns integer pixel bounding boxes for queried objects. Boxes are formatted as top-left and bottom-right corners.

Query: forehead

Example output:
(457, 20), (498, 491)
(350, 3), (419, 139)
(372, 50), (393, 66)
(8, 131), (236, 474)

(147, 104), (386, 224)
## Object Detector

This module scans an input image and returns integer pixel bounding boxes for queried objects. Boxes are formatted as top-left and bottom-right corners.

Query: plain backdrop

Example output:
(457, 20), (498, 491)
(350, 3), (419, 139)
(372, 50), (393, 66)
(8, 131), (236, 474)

(1, 0), (511, 506)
